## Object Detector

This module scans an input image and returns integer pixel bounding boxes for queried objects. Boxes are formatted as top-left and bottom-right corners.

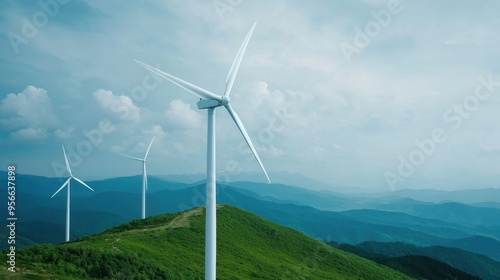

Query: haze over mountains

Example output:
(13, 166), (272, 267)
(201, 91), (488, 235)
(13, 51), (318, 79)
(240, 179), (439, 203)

(2, 170), (500, 279)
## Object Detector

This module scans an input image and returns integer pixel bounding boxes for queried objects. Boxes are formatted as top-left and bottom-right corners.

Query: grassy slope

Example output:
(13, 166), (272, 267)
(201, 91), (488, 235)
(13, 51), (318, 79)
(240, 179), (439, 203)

(2, 205), (413, 280)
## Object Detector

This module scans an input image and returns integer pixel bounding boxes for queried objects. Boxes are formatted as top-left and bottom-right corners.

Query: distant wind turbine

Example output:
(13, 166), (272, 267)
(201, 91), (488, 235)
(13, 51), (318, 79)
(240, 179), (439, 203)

(121, 136), (155, 219)
(134, 22), (270, 280)
(51, 146), (94, 242)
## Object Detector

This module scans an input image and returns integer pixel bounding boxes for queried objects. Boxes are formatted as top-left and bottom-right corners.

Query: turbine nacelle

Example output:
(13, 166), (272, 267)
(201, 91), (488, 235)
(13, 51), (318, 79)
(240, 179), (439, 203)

(196, 96), (231, 110)
(197, 99), (222, 110)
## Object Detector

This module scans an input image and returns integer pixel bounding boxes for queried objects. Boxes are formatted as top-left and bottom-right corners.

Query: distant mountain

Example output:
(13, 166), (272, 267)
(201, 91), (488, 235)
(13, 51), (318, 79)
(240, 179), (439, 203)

(440, 236), (500, 261)
(372, 188), (500, 204)
(19, 206), (128, 242)
(353, 241), (500, 280)
(1, 206), (413, 279)
(157, 170), (348, 191)
(334, 243), (480, 280)
(339, 208), (479, 239)
(376, 200), (500, 232)
(154, 172), (205, 183)
(228, 181), (382, 211)
(2, 172), (67, 198)
(222, 170), (341, 191)
(88, 175), (189, 193)
(472, 201), (500, 209)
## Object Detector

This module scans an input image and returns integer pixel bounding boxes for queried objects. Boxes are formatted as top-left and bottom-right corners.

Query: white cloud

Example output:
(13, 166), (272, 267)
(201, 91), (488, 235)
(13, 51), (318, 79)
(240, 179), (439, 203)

(92, 89), (141, 122)
(54, 128), (74, 139)
(0, 86), (58, 128)
(10, 127), (48, 141)
(246, 81), (285, 107)
(147, 125), (168, 139)
(263, 144), (285, 158)
(332, 143), (343, 150)
(164, 99), (203, 129)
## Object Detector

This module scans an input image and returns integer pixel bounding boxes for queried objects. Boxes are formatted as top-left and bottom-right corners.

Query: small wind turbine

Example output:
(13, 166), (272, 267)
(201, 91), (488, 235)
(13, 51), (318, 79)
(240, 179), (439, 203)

(51, 146), (94, 242)
(135, 22), (270, 280)
(120, 136), (155, 219)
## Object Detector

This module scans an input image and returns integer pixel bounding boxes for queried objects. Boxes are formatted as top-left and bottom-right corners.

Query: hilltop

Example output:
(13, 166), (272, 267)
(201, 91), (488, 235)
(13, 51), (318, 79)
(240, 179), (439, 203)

(2, 205), (413, 279)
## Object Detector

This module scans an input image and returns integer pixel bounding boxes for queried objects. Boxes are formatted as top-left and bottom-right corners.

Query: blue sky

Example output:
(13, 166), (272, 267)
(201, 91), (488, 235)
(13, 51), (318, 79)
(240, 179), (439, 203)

(1, 0), (500, 191)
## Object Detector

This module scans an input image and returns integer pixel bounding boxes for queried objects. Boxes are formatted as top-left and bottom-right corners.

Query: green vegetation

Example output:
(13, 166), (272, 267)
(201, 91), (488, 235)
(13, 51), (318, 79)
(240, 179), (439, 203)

(2, 205), (414, 279)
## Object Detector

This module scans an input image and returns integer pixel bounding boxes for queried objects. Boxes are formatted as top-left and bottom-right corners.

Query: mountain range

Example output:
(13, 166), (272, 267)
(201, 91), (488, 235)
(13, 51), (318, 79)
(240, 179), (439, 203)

(2, 170), (500, 278)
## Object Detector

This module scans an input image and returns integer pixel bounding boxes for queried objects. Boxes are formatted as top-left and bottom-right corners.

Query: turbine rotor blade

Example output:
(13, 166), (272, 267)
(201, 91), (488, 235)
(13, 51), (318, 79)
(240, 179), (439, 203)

(51, 177), (71, 198)
(224, 22), (257, 98)
(224, 104), (271, 183)
(62, 146), (73, 177)
(120, 153), (144, 162)
(134, 59), (221, 102)
(73, 177), (94, 192)
(144, 136), (155, 160)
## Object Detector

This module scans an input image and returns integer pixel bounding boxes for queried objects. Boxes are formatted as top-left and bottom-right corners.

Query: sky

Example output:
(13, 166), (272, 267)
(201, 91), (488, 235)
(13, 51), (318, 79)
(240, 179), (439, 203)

(1, 0), (500, 191)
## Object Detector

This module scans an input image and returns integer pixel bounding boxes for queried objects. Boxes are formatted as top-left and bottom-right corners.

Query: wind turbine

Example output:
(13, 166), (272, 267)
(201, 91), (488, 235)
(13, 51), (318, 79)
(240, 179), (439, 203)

(51, 146), (94, 242)
(120, 136), (155, 219)
(134, 22), (270, 280)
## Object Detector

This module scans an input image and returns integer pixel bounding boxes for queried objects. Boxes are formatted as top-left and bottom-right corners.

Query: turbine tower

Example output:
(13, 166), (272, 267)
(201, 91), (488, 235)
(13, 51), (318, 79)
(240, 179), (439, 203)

(134, 22), (270, 280)
(121, 136), (155, 219)
(51, 146), (94, 242)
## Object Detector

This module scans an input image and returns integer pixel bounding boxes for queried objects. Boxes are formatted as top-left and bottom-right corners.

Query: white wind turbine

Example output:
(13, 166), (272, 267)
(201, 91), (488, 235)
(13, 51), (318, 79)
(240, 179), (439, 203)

(134, 22), (270, 280)
(120, 136), (155, 219)
(51, 146), (94, 242)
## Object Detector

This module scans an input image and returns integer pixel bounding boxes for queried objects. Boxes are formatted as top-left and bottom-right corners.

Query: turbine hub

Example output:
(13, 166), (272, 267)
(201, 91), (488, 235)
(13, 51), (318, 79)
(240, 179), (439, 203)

(220, 96), (230, 106)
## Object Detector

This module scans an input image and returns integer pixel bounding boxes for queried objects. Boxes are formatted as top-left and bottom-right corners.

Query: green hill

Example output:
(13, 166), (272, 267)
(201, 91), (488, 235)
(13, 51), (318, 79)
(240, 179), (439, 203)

(2, 205), (413, 279)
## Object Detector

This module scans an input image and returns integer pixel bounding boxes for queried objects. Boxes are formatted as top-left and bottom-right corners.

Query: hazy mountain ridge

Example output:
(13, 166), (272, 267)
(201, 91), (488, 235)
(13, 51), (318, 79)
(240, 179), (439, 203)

(371, 188), (500, 204)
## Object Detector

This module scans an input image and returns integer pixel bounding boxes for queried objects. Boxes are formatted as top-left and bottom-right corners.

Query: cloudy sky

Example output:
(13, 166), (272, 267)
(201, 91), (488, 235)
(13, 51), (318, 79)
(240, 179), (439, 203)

(1, 0), (499, 191)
